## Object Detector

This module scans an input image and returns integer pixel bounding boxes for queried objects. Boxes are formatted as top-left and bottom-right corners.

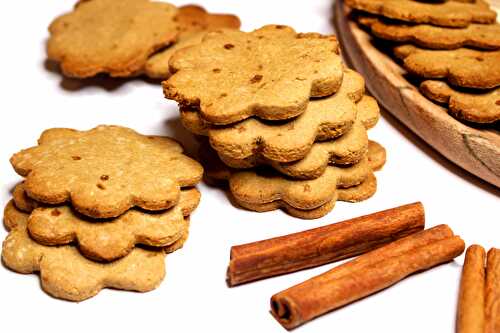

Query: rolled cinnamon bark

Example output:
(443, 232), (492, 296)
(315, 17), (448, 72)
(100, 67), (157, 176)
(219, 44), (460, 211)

(457, 245), (486, 333)
(485, 248), (500, 333)
(271, 225), (464, 330)
(227, 202), (425, 286)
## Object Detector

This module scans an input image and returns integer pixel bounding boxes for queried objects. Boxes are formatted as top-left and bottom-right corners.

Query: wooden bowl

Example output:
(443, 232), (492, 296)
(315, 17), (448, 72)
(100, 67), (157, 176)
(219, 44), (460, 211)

(333, 0), (500, 188)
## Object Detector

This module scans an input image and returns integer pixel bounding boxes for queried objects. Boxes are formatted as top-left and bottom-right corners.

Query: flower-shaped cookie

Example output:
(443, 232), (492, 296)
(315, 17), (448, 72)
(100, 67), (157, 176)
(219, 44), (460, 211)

(11, 182), (200, 262)
(345, 0), (496, 28)
(164, 25), (344, 124)
(394, 45), (500, 89)
(10, 125), (203, 218)
(2, 201), (166, 302)
(47, 0), (179, 77)
(145, 5), (241, 79)
(420, 80), (500, 124)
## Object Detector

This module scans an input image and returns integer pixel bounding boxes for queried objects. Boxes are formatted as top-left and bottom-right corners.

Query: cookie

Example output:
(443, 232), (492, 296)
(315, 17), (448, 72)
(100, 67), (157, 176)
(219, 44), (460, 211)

(231, 172), (377, 219)
(394, 45), (500, 89)
(218, 120), (369, 179)
(10, 125), (203, 218)
(12, 182), (39, 213)
(200, 142), (372, 209)
(345, 0), (497, 28)
(358, 15), (500, 50)
(355, 95), (380, 129)
(216, 93), (379, 177)
(47, 0), (179, 78)
(420, 80), (500, 124)
(145, 5), (241, 79)
(181, 69), (365, 163)
(22, 187), (199, 262)
(163, 25), (344, 124)
(367, 140), (387, 171)
(2, 201), (166, 301)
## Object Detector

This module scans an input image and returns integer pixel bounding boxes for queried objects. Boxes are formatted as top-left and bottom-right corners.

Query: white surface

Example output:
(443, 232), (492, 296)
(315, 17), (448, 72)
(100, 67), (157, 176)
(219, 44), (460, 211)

(0, 1), (499, 332)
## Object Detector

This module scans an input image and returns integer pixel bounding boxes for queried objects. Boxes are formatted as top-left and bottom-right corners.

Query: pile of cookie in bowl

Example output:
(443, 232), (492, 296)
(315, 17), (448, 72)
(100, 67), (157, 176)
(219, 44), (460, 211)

(346, 0), (500, 125)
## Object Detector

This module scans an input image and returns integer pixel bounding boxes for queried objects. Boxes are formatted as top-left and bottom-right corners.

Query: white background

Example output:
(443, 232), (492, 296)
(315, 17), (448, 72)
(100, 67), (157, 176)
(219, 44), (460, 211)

(0, 1), (499, 332)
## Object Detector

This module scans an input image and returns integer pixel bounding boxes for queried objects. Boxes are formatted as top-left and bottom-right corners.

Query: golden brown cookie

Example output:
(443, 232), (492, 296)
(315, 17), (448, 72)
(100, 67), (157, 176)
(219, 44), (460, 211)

(145, 5), (241, 79)
(358, 15), (500, 50)
(218, 120), (369, 179)
(228, 171), (377, 219)
(356, 95), (381, 129)
(10, 125), (203, 218)
(47, 0), (179, 78)
(181, 69), (365, 163)
(213, 93), (380, 179)
(21, 186), (199, 262)
(345, 0), (496, 28)
(420, 80), (500, 124)
(164, 25), (344, 125)
(367, 140), (387, 171)
(394, 45), (500, 89)
(2, 201), (166, 302)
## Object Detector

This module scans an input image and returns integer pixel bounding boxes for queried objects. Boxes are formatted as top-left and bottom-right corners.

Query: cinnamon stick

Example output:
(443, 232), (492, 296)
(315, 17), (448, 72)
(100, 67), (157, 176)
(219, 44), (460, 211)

(270, 225), (464, 330)
(457, 245), (486, 333)
(227, 202), (425, 286)
(485, 248), (500, 333)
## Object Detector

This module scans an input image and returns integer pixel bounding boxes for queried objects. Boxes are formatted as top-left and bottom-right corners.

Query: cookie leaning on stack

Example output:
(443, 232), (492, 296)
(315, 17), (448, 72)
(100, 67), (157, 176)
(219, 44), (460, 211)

(163, 25), (386, 219)
(347, 0), (500, 124)
(2, 125), (203, 301)
(47, 0), (240, 79)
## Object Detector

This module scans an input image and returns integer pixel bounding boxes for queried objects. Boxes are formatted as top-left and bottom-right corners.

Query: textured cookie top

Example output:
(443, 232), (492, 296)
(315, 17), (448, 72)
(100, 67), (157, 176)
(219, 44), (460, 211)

(394, 45), (500, 89)
(181, 69), (365, 163)
(164, 25), (344, 125)
(358, 15), (500, 50)
(346, 0), (497, 28)
(420, 80), (500, 124)
(2, 201), (166, 302)
(47, 0), (178, 78)
(145, 5), (241, 79)
(10, 182), (199, 262)
(10, 125), (203, 218)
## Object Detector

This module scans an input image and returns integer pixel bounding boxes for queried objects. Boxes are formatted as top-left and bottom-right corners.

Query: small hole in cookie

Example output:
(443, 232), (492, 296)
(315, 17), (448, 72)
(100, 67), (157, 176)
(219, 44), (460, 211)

(51, 209), (61, 217)
(257, 36), (264, 39)
(475, 56), (484, 62)
(250, 74), (263, 84)
(224, 44), (234, 50)
(97, 183), (106, 190)
(219, 93), (227, 98)
(258, 64), (263, 70)
(71, 156), (81, 160)
(100, 175), (109, 181)
(496, 100), (500, 105)
(212, 68), (221, 73)
(275, 25), (286, 29)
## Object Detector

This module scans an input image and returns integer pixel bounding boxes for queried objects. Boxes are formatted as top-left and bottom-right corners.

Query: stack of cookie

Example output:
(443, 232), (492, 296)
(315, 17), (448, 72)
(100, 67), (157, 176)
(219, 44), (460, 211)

(347, 0), (500, 124)
(163, 25), (386, 219)
(47, 0), (240, 79)
(2, 125), (203, 301)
